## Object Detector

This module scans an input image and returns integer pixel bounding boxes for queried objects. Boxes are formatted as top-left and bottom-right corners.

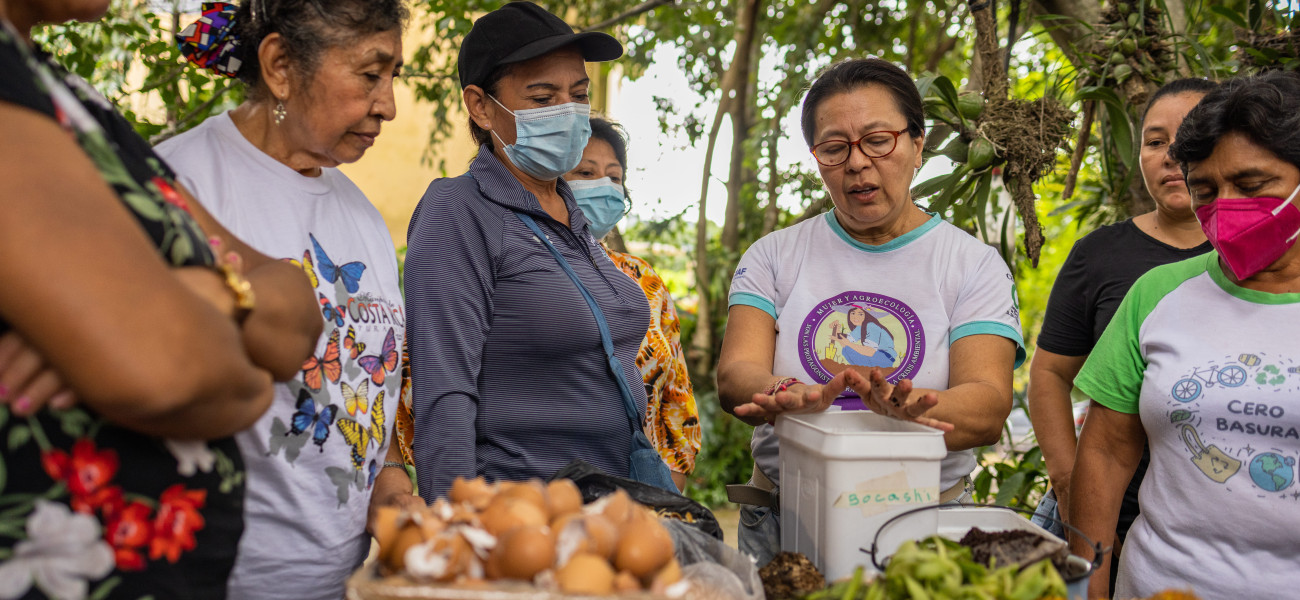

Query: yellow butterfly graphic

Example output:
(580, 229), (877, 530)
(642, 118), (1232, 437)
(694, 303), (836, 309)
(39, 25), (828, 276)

(287, 249), (320, 289)
(341, 379), (369, 416)
(336, 390), (385, 469)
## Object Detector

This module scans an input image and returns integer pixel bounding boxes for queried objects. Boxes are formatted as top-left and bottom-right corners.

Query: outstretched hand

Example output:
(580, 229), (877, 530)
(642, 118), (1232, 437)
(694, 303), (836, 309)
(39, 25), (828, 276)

(849, 368), (954, 432)
(733, 368), (954, 432)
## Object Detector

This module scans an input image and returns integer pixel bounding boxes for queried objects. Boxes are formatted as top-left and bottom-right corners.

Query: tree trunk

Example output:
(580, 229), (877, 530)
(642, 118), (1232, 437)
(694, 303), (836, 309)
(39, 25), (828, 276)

(689, 100), (727, 377)
(1028, 0), (1101, 67)
(720, 0), (761, 254)
(761, 112), (783, 236)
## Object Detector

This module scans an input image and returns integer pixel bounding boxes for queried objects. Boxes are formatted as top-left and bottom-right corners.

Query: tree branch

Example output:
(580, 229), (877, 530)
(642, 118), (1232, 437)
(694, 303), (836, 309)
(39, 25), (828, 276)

(970, 0), (1007, 101)
(582, 0), (677, 32)
(1061, 100), (1095, 200)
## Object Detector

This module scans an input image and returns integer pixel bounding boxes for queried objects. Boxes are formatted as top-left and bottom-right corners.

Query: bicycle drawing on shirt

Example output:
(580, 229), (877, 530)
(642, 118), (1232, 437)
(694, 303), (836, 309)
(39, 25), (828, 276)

(1171, 363), (1248, 402)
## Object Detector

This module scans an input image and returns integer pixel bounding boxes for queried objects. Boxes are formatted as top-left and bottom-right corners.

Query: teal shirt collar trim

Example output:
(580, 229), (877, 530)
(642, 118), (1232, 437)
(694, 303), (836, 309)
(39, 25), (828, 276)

(825, 210), (942, 253)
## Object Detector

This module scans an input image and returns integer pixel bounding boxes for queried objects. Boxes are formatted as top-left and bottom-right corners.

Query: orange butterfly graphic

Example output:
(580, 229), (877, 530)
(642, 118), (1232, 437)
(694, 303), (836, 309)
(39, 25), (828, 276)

(302, 328), (341, 391)
(344, 326), (366, 359)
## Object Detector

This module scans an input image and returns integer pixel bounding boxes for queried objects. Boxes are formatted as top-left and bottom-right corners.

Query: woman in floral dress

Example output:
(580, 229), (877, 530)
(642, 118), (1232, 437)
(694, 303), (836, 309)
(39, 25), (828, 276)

(0, 0), (320, 598)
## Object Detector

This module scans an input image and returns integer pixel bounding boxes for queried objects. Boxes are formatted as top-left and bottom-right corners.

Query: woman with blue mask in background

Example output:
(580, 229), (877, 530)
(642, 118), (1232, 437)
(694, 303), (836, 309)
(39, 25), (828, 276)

(404, 2), (654, 500)
(563, 117), (701, 491)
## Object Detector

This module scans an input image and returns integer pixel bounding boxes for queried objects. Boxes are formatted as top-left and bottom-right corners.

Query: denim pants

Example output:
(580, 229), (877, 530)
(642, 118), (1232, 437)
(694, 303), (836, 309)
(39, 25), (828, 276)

(1029, 488), (1068, 540)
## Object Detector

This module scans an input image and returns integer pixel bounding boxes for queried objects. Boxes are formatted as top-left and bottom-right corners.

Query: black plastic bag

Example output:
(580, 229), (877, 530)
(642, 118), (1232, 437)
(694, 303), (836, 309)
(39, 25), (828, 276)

(549, 459), (724, 541)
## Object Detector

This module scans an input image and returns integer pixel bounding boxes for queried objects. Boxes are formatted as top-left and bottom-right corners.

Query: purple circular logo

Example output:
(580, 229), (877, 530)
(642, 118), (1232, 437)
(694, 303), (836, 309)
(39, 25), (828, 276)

(797, 291), (925, 387)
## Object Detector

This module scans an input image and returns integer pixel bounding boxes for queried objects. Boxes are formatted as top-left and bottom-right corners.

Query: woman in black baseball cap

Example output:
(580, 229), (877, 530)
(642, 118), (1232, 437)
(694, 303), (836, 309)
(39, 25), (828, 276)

(402, 4), (680, 499)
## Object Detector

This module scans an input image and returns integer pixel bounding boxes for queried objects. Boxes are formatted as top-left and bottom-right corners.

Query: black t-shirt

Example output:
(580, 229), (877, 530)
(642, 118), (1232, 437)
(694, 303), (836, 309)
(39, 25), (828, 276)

(1037, 219), (1212, 355)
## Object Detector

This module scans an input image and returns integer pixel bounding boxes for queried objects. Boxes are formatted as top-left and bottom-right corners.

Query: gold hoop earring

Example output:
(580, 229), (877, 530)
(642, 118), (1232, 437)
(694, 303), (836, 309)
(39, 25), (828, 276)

(274, 101), (287, 125)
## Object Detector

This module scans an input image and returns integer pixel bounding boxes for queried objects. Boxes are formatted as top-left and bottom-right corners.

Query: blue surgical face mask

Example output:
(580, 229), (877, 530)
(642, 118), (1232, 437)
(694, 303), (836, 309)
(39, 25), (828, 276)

(568, 177), (627, 239)
(490, 96), (591, 180)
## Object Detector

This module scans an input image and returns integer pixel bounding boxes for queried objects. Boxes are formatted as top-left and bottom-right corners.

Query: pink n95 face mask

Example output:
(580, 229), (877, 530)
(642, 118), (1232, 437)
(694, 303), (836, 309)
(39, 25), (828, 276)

(1195, 182), (1300, 281)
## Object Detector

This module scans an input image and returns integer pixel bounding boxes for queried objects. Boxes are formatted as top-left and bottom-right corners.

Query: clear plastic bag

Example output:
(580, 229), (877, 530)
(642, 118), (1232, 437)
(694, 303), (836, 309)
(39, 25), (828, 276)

(663, 520), (763, 600)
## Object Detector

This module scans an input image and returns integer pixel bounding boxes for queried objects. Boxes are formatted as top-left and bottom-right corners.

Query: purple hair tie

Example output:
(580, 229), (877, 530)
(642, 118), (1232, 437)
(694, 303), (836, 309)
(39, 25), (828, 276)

(177, 2), (243, 77)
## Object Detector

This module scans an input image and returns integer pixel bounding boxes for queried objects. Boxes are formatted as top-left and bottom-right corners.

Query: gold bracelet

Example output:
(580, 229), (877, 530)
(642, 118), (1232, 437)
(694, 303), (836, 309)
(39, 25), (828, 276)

(215, 262), (256, 324)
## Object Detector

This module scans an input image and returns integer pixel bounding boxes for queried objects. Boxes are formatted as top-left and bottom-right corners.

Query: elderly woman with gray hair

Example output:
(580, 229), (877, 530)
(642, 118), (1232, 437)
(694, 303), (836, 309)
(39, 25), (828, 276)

(157, 0), (411, 597)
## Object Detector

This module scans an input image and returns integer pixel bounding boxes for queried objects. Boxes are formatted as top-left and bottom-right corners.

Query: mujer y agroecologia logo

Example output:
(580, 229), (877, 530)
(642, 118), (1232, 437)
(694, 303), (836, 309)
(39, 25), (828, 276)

(797, 291), (925, 385)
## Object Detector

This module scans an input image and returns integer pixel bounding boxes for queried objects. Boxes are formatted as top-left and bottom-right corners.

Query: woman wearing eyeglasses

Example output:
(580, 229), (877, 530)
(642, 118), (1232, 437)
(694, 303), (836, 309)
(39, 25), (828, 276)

(716, 58), (1024, 566)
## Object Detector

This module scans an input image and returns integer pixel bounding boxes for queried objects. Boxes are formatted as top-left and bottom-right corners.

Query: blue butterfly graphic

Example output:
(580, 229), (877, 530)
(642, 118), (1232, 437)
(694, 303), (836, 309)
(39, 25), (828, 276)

(310, 233), (366, 293)
(367, 459), (379, 489)
(289, 388), (338, 451)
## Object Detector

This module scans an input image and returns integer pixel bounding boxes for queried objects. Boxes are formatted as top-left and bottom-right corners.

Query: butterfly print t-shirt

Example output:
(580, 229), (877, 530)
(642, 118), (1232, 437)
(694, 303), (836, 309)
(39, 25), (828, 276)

(156, 112), (404, 600)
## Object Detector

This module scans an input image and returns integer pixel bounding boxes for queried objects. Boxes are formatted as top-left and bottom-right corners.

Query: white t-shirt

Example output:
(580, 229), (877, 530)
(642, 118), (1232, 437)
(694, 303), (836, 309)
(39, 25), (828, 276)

(729, 211), (1024, 491)
(1076, 252), (1300, 599)
(157, 113), (404, 600)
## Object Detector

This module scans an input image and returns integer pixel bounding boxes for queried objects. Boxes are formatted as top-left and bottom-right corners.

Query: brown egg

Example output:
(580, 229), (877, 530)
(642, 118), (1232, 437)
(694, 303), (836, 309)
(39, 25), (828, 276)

(546, 479), (584, 519)
(556, 553), (615, 595)
(614, 517), (674, 578)
(613, 570), (642, 593)
(450, 476), (496, 510)
(649, 558), (682, 592)
(480, 496), (549, 538)
(498, 479), (548, 511)
(386, 524), (425, 572)
(489, 524), (556, 581)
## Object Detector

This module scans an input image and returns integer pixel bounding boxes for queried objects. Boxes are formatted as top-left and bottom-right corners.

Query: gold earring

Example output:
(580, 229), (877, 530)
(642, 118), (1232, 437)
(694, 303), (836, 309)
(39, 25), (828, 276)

(274, 100), (287, 125)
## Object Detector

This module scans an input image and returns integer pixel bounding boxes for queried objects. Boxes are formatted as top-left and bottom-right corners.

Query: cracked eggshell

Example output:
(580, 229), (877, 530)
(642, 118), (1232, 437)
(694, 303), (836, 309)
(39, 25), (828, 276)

(488, 524), (556, 581)
(614, 517), (673, 578)
(450, 476), (496, 510)
(498, 480), (548, 512)
(386, 524), (426, 573)
(556, 553), (615, 595)
(613, 570), (642, 593)
(404, 532), (475, 583)
(649, 558), (682, 593)
(479, 496), (548, 538)
(591, 489), (634, 525)
(545, 479), (583, 519)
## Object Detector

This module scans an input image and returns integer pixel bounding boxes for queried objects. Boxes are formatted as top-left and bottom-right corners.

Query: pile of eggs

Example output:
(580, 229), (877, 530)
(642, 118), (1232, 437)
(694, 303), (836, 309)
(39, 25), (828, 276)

(372, 477), (683, 596)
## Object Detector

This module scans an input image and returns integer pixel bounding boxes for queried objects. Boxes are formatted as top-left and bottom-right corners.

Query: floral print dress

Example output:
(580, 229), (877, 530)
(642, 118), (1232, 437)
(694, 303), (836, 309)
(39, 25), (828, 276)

(0, 21), (245, 600)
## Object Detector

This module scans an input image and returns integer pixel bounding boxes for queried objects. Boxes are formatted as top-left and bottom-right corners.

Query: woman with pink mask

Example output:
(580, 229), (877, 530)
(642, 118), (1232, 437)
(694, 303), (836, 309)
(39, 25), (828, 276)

(1070, 70), (1300, 599)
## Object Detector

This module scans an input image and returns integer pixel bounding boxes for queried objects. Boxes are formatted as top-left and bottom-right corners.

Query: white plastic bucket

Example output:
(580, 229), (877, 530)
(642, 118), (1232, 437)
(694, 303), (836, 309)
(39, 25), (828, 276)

(775, 411), (947, 581)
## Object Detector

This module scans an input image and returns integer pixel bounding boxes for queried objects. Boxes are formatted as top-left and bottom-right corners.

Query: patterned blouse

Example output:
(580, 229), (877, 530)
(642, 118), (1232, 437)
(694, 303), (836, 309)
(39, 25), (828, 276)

(0, 21), (244, 600)
(393, 248), (700, 478)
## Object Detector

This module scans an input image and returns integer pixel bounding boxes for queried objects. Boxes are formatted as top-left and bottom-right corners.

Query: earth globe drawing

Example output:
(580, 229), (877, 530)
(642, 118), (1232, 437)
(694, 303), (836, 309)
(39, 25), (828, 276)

(1248, 453), (1296, 492)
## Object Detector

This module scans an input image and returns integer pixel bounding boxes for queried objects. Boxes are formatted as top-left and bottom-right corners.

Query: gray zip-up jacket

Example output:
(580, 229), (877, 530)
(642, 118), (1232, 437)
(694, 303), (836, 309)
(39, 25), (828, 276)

(405, 148), (651, 500)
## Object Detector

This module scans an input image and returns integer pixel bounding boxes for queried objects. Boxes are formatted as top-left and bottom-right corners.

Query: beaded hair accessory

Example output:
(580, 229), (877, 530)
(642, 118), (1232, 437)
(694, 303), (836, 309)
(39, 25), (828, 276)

(176, 2), (243, 77)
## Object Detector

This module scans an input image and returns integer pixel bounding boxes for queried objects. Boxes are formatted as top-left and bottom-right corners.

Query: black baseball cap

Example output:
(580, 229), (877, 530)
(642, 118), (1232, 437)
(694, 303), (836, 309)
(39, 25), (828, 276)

(458, 2), (624, 89)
